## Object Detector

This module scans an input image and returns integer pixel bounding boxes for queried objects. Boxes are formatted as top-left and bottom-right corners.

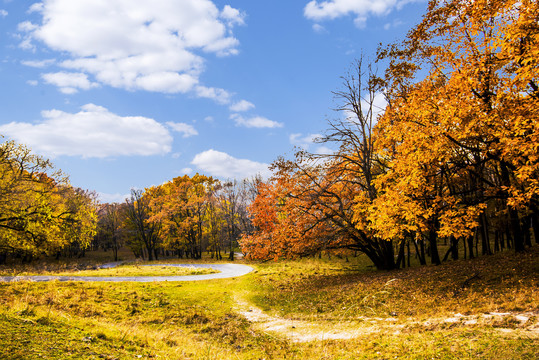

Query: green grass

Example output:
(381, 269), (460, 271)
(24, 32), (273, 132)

(0, 247), (537, 359)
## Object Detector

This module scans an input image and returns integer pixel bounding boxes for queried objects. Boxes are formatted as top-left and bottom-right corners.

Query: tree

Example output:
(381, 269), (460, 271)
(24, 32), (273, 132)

(241, 59), (403, 270)
(0, 139), (97, 263)
(55, 186), (98, 258)
(377, 0), (538, 255)
(204, 185), (226, 260)
(147, 174), (217, 259)
(96, 202), (126, 261)
(218, 180), (247, 260)
(124, 189), (161, 260)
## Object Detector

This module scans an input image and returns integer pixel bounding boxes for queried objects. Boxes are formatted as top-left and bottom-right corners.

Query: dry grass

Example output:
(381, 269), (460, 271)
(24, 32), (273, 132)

(0, 246), (537, 359)
(32, 264), (218, 277)
(249, 247), (539, 320)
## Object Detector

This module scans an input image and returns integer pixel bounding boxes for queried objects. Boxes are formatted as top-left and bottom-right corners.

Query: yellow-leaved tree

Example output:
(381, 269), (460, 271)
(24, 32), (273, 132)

(376, 0), (538, 255)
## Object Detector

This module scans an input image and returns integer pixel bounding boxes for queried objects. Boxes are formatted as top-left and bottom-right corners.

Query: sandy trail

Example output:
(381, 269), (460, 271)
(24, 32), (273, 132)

(235, 297), (539, 342)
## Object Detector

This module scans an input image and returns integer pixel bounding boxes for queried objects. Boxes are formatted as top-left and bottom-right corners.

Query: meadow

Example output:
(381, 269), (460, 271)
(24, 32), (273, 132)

(0, 247), (537, 359)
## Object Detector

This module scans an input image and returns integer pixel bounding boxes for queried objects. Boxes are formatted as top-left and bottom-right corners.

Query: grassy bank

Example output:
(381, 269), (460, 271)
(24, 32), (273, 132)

(0, 247), (537, 359)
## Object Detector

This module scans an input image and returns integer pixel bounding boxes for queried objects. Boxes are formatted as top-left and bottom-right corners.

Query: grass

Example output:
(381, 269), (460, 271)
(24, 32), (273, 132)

(249, 249), (538, 320)
(0, 247), (537, 359)
(18, 264), (219, 277)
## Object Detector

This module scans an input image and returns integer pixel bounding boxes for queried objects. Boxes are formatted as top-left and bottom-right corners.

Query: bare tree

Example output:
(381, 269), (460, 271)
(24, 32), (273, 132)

(124, 189), (161, 260)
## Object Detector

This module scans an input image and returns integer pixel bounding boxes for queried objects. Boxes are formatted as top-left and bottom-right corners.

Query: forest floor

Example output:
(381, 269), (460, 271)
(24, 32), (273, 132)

(0, 246), (537, 359)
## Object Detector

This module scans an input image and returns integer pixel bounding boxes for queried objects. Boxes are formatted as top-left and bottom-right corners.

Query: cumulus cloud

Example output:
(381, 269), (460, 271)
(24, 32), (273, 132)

(41, 72), (99, 94)
(19, 0), (244, 101)
(229, 99), (255, 112)
(304, 0), (418, 27)
(230, 113), (283, 128)
(191, 149), (271, 179)
(0, 9), (8, 17)
(0, 104), (172, 158)
(221, 5), (246, 26)
(166, 122), (198, 138)
(194, 85), (232, 104)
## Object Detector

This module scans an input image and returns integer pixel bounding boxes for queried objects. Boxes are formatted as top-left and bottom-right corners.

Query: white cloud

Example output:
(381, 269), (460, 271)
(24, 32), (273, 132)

(194, 85), (232, 104)
(230, 113), (283, 128)
(166, 122), (198, 138)
(0, 104), (172, 158)
(21, 59), (55, 68)
(315, 145), (335, 155)
(220, 5), (246, 26)
(41, 72), (99, 94)
(383, 19), (404, 30)
(191, 149), (271, 179)
(17, 21), (37, 32)
(290, 133), (323, 150)
(304, 0), (418, 27)
(180, 167), (193, 174)
(229, 99), (255, 112)
(360, 91), (388, 121)
(0, 9), (8, 17)
(27, 80), (38, 86)
(312, 24), (328, 33)
(19, 0), (243, 101)
(28, 3), (44, 13)
(290, 133), (335, 154)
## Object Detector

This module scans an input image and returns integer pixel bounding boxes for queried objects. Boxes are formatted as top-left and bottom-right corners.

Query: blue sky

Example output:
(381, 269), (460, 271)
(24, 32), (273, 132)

(0, 0), (427, 203)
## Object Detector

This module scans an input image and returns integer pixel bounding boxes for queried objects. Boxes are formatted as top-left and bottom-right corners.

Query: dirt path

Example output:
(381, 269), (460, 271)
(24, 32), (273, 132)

(235, 297), (539, 342)
(0, 263), (254, 282)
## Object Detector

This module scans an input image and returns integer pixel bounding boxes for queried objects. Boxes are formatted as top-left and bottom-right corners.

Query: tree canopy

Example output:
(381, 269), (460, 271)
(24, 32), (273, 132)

(0, 139), (97, 263)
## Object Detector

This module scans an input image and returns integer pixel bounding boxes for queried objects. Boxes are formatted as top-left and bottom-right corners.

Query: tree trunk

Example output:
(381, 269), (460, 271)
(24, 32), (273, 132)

(505, 227), (513, 249)
(500, 162), (524, 252)
(523, 215), (532, 247)
(413, 239), (426, 265)
(442, 236), (459, 262)
(467, 236), (474, 259)
(406, 240), (411, 267)
(395, 239), (406, 269)
(531, 207), (539, 244)
(428, 229), (441, 265)
(509, 208), (524, 252)
(480, 213), (492, 255)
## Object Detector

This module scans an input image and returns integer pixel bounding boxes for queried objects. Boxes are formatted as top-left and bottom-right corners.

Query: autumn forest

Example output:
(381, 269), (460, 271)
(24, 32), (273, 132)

(0, 0), (537, 270)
